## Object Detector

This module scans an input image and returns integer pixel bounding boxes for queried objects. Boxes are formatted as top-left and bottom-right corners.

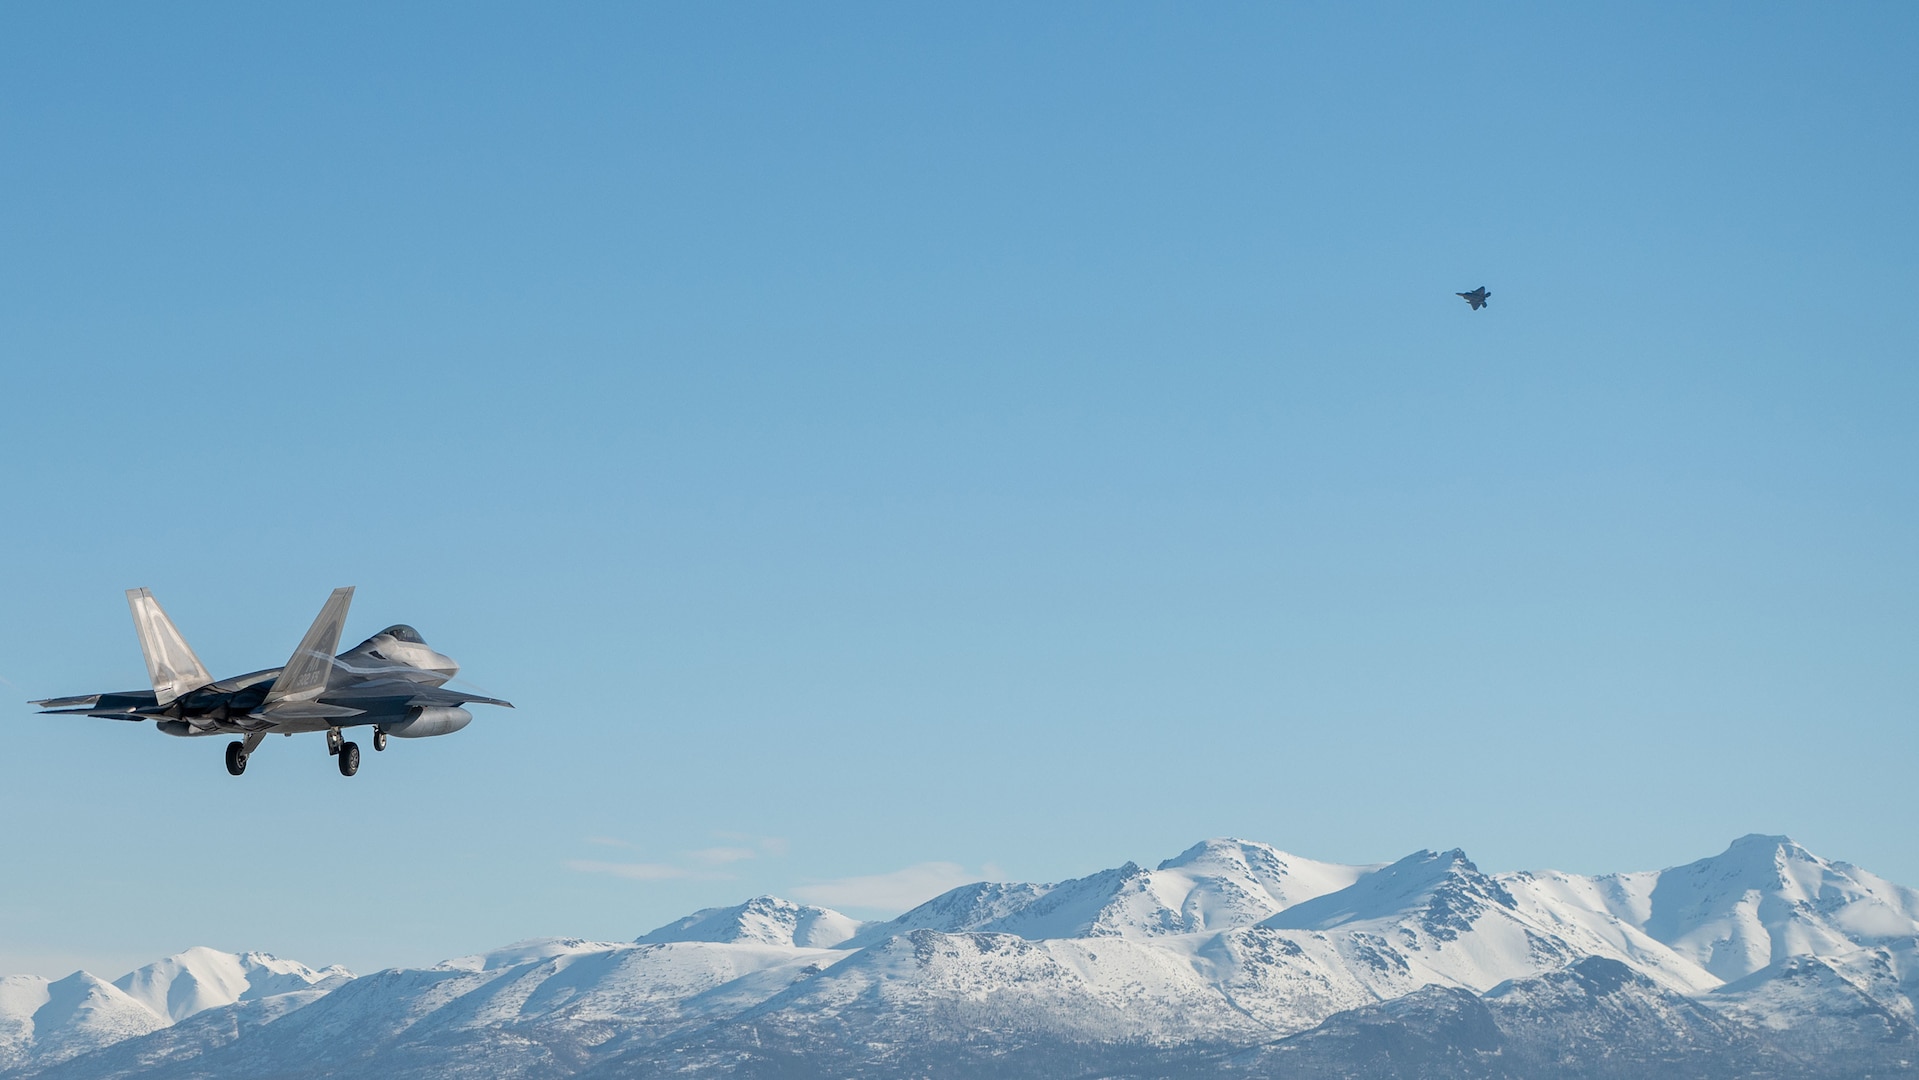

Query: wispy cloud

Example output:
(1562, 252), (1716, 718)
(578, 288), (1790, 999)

(689, 846), (760, 866)
(564, 859), (723, 881)
(791, 862), (1001, 913)
(568, 832), (792, 882)
(712, 832), (790, 857)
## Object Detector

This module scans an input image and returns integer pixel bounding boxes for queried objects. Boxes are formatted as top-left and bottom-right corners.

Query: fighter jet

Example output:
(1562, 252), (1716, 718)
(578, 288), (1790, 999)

(1457, 286), (1491, 310)
(29, 588), (511, 777)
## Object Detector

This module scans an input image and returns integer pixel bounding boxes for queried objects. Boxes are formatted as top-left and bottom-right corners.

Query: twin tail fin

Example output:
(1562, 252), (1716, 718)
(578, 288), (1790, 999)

(126, 588), (214, 706)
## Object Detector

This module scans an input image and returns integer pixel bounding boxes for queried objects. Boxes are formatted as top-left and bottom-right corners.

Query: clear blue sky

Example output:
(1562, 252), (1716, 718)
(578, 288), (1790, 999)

(2, 2), (1915, 978)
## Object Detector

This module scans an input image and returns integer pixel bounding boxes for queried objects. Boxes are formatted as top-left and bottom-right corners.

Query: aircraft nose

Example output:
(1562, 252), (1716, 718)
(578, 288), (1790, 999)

(426, 651), (459, 677)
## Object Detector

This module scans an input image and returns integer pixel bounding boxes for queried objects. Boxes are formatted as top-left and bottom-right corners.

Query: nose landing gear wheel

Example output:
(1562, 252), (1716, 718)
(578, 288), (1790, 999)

(373, 730), (387, 752)
(338, 741), (360, 777)
(225, 741), (248, 776)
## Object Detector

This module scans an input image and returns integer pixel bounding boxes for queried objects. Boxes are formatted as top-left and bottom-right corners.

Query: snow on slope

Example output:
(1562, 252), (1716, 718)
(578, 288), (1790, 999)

(1172, 926), (1390, 1031)
(27, 989), (336, 1080)
(1635, 834), (1919, 981)
(733, 928), (1273, 1044)
(113, 947), (351, 1022)
(0, 972), (166, 1072)
(0, 976), (49, 1072)
(1496, 834), (1919, 1012)
(1263, 848), (1585, 993)
(41, 938), (852, 1080)
(1712, 952), (1919, 1044)
(0, 948), (344, 1075)
(637, 896), (865, 949)
(349, 936), (840, 1043)
(1498, 867), (1723, 994)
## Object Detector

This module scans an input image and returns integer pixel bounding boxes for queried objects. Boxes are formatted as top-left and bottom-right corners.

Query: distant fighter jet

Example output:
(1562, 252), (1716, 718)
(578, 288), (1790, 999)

(1457, 286), (1491, 310)
(29, 588), (512, 777)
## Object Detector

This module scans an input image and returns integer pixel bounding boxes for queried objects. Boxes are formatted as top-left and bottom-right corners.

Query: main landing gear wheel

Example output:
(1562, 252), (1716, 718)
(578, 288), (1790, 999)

(225, 741), (248, 776)
(373, 730), (387, 752)
(338, 741), (360, 777)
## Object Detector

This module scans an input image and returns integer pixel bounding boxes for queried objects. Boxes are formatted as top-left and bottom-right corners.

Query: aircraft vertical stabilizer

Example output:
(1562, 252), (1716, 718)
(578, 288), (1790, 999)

(126, 588), (215, 706)
(263, 587), (356, 710)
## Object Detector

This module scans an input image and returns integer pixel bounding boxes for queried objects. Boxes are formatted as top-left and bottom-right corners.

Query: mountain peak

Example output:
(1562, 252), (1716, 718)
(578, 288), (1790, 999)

(6, 971), (167, 1071)
(639, 895), (864, 949)
(1631, 835), (1919, 983)
(1721, 833), (1812, 864)
(1728, 832), (1795, 847)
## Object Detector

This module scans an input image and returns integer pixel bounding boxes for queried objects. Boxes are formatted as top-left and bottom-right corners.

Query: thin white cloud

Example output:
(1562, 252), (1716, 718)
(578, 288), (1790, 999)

(570, 832), (792, 881)
(710, 831), (791, 857)
(566, 859), (716, 881)
(689, 846), (760, 866)
(790, 862), (997, 913)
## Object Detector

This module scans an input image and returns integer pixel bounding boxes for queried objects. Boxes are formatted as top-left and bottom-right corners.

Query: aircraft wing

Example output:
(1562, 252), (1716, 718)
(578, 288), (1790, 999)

(404, 686), (515, 709)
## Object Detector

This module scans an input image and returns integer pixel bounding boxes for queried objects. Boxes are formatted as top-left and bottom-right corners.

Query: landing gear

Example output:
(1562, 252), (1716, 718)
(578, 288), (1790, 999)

(225, 741), (248, 776)
(337, 741), (360, 777)
(373, 729), (387, 752)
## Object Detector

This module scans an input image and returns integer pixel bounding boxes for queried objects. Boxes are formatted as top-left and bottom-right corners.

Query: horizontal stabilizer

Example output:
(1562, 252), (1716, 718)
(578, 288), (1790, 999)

(127, 589), (215, 705)
(265, 587), (355, 707)
(31, 694), (102, 709)
(42, 710), (150, 721)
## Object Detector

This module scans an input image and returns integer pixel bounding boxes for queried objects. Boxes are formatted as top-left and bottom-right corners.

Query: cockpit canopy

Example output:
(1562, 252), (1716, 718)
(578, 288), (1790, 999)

(346, 624), (429, 654)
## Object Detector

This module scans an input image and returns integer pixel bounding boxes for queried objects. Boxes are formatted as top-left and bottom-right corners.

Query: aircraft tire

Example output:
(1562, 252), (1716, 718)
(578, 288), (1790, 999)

(225, 741), (247, 776)
(373, 730), (387, 752)
(338, 742), (360, 777)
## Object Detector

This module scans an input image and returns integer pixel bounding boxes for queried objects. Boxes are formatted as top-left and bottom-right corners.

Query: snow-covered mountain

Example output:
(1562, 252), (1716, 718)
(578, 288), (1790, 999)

(0, 948), (343, 1075)
(0, 973), (165, 1073)
(6, 835), (1917, 1079)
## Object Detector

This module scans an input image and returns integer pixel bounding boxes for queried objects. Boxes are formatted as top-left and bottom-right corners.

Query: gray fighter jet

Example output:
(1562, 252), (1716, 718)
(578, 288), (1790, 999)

(1457, 286), (1490, 310)
(29, 588), (511, 777)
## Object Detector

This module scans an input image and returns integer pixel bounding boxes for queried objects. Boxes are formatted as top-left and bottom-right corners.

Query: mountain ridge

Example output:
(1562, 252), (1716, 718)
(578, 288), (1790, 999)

(7, 834), (1917, 1079)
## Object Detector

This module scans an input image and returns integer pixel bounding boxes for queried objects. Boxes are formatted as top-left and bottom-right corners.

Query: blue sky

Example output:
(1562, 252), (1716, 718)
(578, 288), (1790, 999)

(2, 2), (1915, 978)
